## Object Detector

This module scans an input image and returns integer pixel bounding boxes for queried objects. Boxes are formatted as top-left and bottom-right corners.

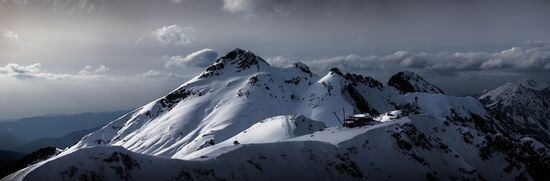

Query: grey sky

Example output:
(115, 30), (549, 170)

(1, 0), (550, 119)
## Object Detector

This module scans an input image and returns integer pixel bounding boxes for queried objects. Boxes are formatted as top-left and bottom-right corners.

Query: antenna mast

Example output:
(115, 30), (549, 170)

(333, 112), (343, 125)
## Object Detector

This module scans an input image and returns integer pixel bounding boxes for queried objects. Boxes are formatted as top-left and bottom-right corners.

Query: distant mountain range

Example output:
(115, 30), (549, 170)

(3, 49), (550, 180)
(0, 111), (128, 152)
(14, 128), (99, 154)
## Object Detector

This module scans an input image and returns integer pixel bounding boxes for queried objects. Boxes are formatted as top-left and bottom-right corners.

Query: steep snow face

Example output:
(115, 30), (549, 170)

(480, 79), (550, 145)
(66, 49), (486, 160)
(181, 115), (326, 159)
(7, 114), (550, 181)
(388, 71), (445, 94)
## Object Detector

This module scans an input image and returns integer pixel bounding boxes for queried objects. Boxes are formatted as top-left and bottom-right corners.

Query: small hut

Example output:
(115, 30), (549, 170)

(343, 113), (377, 128)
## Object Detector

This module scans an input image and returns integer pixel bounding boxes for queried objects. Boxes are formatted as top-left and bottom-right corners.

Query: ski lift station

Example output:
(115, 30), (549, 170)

(342, 113), (379, 128)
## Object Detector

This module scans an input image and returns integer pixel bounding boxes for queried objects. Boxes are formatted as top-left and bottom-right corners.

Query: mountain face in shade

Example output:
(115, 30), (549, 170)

(4, 49), (550, 181)
(0, 147), (60, 179)
(480, 79), (550, 145)
(388, 71), (445, 94)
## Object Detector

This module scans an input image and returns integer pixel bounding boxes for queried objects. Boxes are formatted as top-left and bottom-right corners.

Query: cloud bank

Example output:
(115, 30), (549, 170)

(140, 69), (189, 79)
(2, 30), (19, 40)
(164, 49), (218, 68)
(0, 63), (41, 79)
(0, 63), (113, 80)
(267, 41), (550, 75)
(78, 65), (109, 75)
(0, 62), (193, 82)
(152, 25), (194, 46)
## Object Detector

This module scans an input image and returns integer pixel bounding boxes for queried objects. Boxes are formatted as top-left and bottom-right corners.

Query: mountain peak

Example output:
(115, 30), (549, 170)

(221, 48), (246, 60)
(328, 67), (344, 76)
(388, 71), (444, 94)
(199, 48), (270, 78)
(218, 48), (269, 66)
(292, 62), (312, 74)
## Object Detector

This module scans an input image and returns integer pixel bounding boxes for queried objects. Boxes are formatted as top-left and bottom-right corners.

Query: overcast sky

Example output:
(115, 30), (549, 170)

(1, 0), (550, 120)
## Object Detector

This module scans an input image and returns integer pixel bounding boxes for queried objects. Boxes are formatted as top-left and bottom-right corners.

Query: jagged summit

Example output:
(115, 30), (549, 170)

(328, 67), (344, 76)
(217, 48), (269, 67)
(217, 48), (246, 61)
(292, 62), (312, 74)
(200, 48), (270, 78)
(343, 73), (384, 89)
(388, 71), (444, 94)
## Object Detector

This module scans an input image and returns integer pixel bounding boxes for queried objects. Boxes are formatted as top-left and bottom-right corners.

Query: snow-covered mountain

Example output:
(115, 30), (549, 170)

(480, 79), (550, 145)
(4, 49), (550, 181)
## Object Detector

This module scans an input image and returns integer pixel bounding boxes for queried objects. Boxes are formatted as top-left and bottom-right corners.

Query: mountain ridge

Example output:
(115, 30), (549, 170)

(4, 49), (550, 181)
(480, 79), (550, 145)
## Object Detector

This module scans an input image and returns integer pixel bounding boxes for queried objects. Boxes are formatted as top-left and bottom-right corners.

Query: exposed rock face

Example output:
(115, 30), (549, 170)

(200, 48), (269, 78)
(388, 71), (445, 94)
(293, 62), (312, 74)
(218, 48), (269, 71)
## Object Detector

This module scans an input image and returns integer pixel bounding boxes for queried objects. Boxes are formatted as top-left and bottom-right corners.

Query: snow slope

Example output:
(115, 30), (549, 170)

(4, 49), (550, 181)
(6, 114), (549, 180)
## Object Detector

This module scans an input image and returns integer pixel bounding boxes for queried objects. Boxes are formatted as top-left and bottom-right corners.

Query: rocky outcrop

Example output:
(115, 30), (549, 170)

(388, 71), (444, 94)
